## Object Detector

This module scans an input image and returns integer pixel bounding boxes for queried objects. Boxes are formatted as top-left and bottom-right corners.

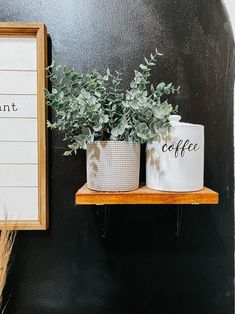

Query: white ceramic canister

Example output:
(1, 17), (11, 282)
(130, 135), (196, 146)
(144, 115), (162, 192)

(146, 115), (204, 192)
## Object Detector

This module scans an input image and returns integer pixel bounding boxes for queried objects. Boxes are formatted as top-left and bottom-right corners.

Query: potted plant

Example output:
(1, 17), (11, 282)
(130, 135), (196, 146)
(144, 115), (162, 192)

(45, 49), (179, 191)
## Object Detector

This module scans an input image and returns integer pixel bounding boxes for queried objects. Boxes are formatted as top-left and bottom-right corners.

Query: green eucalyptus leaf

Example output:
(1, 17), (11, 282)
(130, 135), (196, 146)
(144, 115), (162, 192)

(130, 100), (139, 109)
(93, 125), (102, 132)
(155, 48), (163, 56)
(72, 82), (79, 88)
(63, 151), (72, 156)
(156, 82), (165, 91)
(139, 64), (148, 70)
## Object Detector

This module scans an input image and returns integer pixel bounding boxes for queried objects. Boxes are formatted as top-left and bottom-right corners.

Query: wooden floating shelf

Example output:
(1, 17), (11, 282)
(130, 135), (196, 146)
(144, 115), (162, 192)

(75, 184), (219, 205)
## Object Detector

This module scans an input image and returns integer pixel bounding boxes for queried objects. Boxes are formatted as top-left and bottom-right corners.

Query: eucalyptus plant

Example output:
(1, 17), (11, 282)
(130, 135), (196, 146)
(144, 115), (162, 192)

(45, 49), (180, 155)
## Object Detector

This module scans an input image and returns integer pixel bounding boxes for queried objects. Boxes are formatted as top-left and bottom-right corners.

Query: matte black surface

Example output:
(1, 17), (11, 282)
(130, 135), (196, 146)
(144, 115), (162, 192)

(1, 1), (234, 313)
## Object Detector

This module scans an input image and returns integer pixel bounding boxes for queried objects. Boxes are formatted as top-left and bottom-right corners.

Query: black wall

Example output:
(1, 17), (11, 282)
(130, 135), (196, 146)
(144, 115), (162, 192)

(1, 1), (234, 313)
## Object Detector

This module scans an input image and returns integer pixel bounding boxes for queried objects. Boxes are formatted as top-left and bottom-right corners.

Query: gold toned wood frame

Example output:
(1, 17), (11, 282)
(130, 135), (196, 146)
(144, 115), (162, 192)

(0, 23), (48, 230)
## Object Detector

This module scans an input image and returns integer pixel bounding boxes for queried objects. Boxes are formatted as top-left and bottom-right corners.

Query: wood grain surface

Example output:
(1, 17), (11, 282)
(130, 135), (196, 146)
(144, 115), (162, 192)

(75, 184), (219, 205)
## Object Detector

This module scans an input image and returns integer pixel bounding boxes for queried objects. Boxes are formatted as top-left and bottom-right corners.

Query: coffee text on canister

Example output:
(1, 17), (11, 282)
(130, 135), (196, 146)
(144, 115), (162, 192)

(162, 139), (200, 158)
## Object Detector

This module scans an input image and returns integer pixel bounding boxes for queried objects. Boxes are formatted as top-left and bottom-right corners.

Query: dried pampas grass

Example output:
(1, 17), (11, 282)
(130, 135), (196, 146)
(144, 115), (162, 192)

(0, 221), (16, 311)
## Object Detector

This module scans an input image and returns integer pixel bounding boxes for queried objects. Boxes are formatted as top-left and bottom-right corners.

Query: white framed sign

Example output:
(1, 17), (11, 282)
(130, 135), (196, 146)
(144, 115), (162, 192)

(0, 23), (48, 230)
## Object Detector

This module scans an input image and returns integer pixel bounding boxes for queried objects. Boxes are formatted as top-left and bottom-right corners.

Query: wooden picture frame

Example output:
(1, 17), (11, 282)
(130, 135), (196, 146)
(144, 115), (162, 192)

(0, 23), (48, 230)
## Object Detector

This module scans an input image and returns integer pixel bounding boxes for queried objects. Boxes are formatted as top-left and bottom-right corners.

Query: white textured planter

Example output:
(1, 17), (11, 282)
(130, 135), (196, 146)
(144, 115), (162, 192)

(87, 141), (140, 192)
(146, 115), (204, 192)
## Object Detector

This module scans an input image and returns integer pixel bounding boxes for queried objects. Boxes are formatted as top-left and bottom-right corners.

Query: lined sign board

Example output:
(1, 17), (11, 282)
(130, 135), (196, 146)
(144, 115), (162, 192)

(0, 23), (48, 229)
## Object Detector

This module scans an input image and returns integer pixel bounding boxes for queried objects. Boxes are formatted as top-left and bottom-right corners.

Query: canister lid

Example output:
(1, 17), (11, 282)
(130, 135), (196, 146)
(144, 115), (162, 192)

(169, 115), (203, 127)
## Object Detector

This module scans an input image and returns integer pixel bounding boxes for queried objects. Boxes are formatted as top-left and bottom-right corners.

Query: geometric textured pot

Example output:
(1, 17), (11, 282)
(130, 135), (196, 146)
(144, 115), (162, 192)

(87, 141), (140, 191)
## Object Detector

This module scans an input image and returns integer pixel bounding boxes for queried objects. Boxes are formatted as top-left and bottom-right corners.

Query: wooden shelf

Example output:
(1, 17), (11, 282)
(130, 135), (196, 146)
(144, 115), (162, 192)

(75, 184), (219, 205)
